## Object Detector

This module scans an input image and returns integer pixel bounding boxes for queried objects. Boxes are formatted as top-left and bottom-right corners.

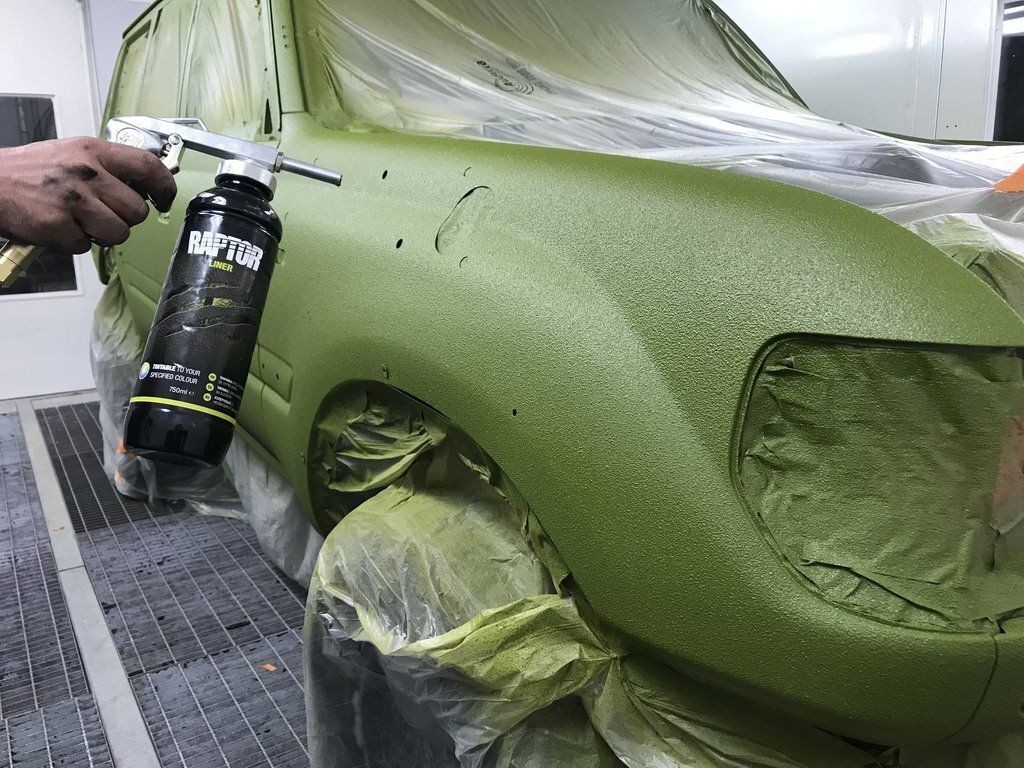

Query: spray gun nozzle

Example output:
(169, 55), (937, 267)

(103, 116), (342, 187)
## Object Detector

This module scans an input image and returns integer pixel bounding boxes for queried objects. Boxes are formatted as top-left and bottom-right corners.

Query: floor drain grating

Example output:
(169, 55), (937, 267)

(0, 413), (90, 717)
(0, 694), (113, 768)
(133, 631), (307, 768)
(38, 400), (310, 767)
(38, 402), (182, 534)
(0, 411), (113, 766)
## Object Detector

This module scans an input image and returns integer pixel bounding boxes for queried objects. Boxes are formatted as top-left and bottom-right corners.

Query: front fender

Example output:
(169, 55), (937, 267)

(254, 112), (1024, 745)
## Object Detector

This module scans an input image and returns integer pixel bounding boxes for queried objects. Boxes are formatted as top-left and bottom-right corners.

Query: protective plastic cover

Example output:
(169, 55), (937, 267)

(305, 385), (882, 768)
(294, 0), (1024, 308)
(307, 386), (1024, 766)
(305, 387), (1024, 765)
(90, 276), (322, 586)
(182, 0), (268, 139)
(111, 0), (267, 140)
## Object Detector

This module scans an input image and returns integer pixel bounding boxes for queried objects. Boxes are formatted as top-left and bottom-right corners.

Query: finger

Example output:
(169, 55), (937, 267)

(93, 142), (177, 212)
(73, 195), (129, 247)
(92, 169), (150, 227)
(44, 216), (91, 255)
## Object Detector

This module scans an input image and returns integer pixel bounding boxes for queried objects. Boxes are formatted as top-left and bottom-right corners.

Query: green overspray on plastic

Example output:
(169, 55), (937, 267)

(304, 384), (885, 768)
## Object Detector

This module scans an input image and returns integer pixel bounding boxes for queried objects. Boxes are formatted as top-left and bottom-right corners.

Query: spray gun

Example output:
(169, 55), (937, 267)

(0, 116), (341, 467)
(0, 116), (340, 285)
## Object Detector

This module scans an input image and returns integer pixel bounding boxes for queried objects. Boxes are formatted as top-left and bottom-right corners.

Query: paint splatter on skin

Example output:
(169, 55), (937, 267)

(64, 163), (98, 181)
(43, 164), (99, 184)
(43, 164), (100, 203)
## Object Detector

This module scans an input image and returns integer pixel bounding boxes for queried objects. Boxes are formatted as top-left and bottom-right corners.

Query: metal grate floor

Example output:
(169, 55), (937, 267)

(133, 632), (307, 768)
(38, 401), (310, 768)
(0, 694), (113, 768)
(39, 401), (182, 534)
(0, 410), (114, 767)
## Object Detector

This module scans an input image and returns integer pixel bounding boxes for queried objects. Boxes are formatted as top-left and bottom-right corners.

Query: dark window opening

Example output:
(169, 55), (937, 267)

(996, 1), (1024, 141)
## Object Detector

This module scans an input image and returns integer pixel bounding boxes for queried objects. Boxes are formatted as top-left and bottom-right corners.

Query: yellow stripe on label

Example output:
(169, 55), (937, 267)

(129, 396), (237, 425)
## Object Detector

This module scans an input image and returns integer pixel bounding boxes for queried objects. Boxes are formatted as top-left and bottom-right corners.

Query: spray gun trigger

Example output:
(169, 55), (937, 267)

(161, 134), (185, 175)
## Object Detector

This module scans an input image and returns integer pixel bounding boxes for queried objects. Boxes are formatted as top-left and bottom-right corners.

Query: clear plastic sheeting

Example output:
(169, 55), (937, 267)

(183, 0), (269, 139)
(293, 0), (1024, 304)
(738, 338), (1024, 632)
(906, 215), (1024, 318)
(220, 438), (324, 587)
(309, 385), (446, 532)
(133, 0), (194, 120)
(304, 386), (883, 768)
(90, 276), (322, 586)
(108, 0), (269, 140)
(111, 27), (149, 118)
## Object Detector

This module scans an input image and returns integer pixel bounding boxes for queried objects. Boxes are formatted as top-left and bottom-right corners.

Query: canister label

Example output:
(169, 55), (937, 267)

(129, 209), (277, 424)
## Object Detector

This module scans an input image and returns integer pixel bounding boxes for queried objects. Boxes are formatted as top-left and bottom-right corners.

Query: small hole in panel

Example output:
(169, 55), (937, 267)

(382, 170), (388, 179)
(512, 409), (518, 416)
(396, 239), (403, 249)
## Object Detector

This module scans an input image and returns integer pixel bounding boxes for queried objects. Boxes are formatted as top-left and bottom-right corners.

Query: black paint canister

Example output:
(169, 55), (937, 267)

(124, 160), (282, 468)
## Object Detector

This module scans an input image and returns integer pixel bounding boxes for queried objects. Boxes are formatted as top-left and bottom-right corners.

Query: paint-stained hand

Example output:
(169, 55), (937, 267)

(0, 136), (176, 254)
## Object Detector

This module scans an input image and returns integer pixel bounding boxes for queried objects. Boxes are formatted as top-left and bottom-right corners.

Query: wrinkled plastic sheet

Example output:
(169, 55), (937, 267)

(294, 0), (1024, 309)
(114, 0), (267, 139)
(133, 0), (193, 121)
(90, 275), (322, 586)
(182, 0), (268, 138)
(305, 385), (881, 768)
(738, 339), (1024, 632)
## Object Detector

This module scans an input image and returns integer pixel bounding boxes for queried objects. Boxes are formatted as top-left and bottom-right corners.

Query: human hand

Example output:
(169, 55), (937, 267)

(0, 136), (176, 254)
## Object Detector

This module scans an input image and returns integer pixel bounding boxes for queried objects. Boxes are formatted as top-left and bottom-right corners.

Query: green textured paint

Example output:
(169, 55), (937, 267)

(103, 0), (1024, 748)
(739, 339), (1024, 632)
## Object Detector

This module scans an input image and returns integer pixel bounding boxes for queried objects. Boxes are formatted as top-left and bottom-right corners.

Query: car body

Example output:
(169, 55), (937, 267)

(101, 0), (1024, 748)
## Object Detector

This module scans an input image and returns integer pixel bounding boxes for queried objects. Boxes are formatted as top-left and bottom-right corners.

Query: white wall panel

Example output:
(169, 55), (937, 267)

(934, 0), (1002, 139)
(718, 0), (1002, 140)
(0, 0), (104, 398)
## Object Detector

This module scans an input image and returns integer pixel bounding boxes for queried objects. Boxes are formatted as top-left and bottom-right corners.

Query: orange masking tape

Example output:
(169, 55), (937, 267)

(995, 165), (1024, 193)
